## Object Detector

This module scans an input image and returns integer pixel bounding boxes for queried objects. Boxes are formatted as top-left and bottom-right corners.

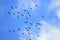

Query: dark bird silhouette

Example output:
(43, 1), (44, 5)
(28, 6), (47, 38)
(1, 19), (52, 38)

(17, 16), (19, 19)
(37, 34), (40, 37)
(11, 6), (14, 9)
(12, 30), (15, 32)
(42, 15), (44, 18)
(8, 12), (11, 15)
(17, 28), (20, 31)
(35, 4), (38, 7)
(37, 28), (40, 30)
(22, 32), (24, 35)
(29, 15), (31, 17)
(15, 6), (17, 8)
(25, 27), (27, 30)
(25, 27), (29, 31)
(35, 25), (38, 27)
(24, 9), (26, 12)
(28, 27), (31, 29)
(8, 30), (11, 32)
(24, 21), (28, 24)
(36, 23), (41, 25)
(30, 23), (33, 25)
(26, 16), (28, 20)
(30, 7), (32, 10)
(13, 13), (15, 15)
(21, 14), (24, 16)
(29, 38), (32, 40)
(28, 32), (31, 35)
(27, 29), (29, 31)
(17, 11), (20, 14)
(27, 11), (30, 14)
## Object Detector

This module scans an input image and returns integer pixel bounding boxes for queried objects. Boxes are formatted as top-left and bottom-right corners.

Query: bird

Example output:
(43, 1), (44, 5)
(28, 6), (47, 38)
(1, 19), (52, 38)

(36, 23), (41, 25)
(11, 6), (14, 9)
(24, 21), (28, 24)
(8, 30), (11, 32)
(25, 27), (29, 31)
(28, 27), (31, 29)
(21, 14), (24, 16)
(17, 11), (20, 14)
(13, 13), (15, 15)
(37, 34), (40, 37)
(28, 32), (31, 35)
(29, 38), (32, 40)
(30, 23), (33, 25)
(22, 32), (24, 35)
(8, 12), (10, 15)
(12, 30), (15, 32)
(29, 15), (31, 17)
(35, 4), (38, 7)
(17, 28), (20, 31)
(30, 7), (32, 10)
(26, 16), (28, 20)
(24, 9), (26, 12)
(42, 15), (44, 18)
(37, 28), (40, 30)
(15, 6), (17, 8)
(35, 25), (38, 27)
(17, 16), (19, 19)
(27, 11), (30, 14)
(27, 29), (29, 31)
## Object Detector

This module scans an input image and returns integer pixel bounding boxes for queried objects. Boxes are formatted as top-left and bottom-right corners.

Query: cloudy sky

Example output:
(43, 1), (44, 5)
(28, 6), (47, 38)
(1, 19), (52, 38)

(0, 0), (60, 40)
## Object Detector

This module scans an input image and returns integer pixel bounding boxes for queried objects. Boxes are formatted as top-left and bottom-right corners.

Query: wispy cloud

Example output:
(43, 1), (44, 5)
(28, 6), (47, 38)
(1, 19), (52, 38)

(48, 0), (60, 10)
(55, 8), (60, 19)
(37, 21), (60, 40)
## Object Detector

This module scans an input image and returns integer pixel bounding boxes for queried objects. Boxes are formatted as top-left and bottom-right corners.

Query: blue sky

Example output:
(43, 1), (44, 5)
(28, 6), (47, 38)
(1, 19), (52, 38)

(0, 0), (60, 40)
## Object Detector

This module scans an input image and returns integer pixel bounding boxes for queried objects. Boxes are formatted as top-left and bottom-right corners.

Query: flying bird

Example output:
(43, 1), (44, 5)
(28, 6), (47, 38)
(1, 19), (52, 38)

(26, 16), (28, 20)
(37, 34), (40, 37)
(30, 23), (33, 25)
(24, 9), (26, 12)
(17, 28), (20, 31)
(15, 6), (17, 8)
(37, 28), (40, 30)
(42, 15), (44, 18)
(21, 14), (24, 16)
(24, 21), (28, 24)
(17, 11), (20, 14)
(11, 6), (14, 9)
(29, 15), (31, 17)
(29, 38), (32, 40)
(22, 32), (24, 35)
(28, 27), (31, 29)
(28, 32), (31, 35)
(13, 13), (15, 15)
(8, 30), (11, 32)
(12, 30), (15, 32)
(17, 16), (19, 19)
(8, 12), (11, 15)
(30, 7), (32, 10)
(27, 11), (30, 14)
(25, 27), (29, 31)
(36, 23), (41, 25)
(35, 25), (38, 27)
(27, 29), (29, 31)
(35, 4), (38, 7)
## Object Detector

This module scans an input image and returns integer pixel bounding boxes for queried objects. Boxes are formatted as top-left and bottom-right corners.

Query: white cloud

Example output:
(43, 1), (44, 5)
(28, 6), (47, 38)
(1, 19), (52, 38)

(36, 21), (60, 40)
(17, 0), (40, 10)
(55, 8), (60, 19)
(48, 0), (60, 10)
(30, 1), (36, 10)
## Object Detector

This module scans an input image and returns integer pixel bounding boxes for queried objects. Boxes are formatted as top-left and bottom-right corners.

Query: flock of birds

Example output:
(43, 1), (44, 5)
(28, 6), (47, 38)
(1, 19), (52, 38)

(7, 4), (44, 40)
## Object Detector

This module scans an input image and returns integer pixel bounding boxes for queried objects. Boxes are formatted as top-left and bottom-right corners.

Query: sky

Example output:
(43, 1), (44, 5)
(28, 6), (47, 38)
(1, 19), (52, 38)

(0, 0), (60, 40)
